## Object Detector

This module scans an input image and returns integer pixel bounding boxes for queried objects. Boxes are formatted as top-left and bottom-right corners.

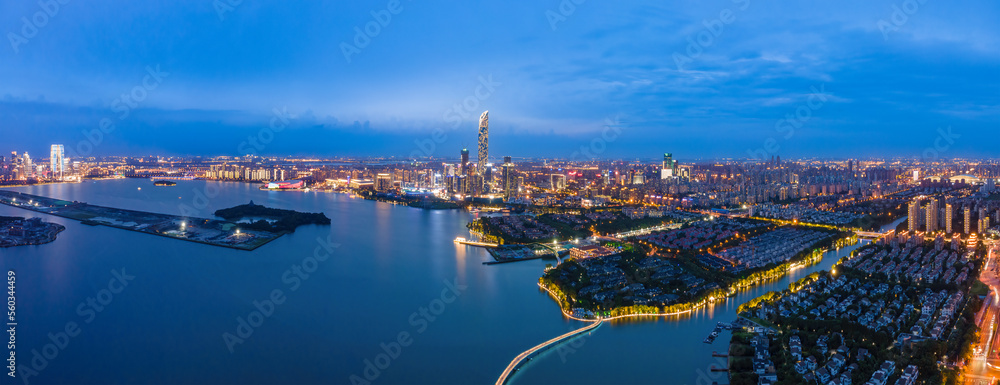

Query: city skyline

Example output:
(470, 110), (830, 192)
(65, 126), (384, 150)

(2, 2), (999, 384)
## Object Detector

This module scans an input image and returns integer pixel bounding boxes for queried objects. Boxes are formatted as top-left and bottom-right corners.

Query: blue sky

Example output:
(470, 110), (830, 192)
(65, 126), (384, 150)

(1, 0), (997, 160)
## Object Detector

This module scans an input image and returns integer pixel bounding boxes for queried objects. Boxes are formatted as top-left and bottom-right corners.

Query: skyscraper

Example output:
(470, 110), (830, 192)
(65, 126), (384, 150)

(477, 111), (489, 177)
(50, 144), (65, 180)
(460, 148), (470, 175)
(22, 152), (32, 178)
(661, 153), (676, 179)
(501, 156), (517, 201)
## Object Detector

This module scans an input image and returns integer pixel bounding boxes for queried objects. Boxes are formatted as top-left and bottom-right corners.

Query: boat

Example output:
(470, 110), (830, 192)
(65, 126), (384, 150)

(153, 180), (177, 186)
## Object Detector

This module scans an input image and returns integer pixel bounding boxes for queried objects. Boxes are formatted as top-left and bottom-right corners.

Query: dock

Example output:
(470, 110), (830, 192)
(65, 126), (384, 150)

(703, 322), (729, 344)
(482, 256), (544, 265)
(454, 237), (499, 248)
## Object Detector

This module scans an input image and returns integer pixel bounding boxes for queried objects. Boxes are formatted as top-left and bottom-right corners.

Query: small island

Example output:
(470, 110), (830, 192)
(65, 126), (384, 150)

(0, 216), (65, 247)
(153, 180), (177, 186)
(213, 201), (331, 233)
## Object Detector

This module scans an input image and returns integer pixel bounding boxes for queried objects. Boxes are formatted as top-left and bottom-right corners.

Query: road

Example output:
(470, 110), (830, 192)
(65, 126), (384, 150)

(966, 241), (1000, 384)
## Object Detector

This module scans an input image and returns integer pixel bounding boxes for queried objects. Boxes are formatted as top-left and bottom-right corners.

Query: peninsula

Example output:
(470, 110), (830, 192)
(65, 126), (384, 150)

(0, 216), (65, 247)
(0, 190), (281, 250)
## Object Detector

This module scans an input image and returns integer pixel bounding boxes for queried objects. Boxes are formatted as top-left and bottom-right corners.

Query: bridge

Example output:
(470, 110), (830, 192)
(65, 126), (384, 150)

(856, 231), (887, 239)
(495, 319), (603, 385)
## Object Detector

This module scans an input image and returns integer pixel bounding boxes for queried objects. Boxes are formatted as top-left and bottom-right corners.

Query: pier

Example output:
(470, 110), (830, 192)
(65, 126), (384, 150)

(454, 237), (499, 248)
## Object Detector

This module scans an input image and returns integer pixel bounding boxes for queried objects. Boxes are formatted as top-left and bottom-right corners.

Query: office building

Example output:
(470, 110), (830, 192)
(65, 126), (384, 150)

(460, 148), (470, 175)
(661, 153), (677, 179)
(501, 156), (517, 201)
(50, 144), (65, 180)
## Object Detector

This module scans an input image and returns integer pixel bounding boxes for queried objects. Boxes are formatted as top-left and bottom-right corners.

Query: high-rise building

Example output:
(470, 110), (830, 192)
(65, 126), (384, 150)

(945, 203), (953, 234)
(50, 144), (65, 180)
(908, 200), (920, 232)
(460, 148), (470, 175)
(501, 156), (517, 201)
(964, 206), (972, 234)
(925, 199), (938, 233)
(661, 153), (677, 179)
(477, 111), (489, 178)
(22, 153), (32, 178)
(980, 217), (991, 234)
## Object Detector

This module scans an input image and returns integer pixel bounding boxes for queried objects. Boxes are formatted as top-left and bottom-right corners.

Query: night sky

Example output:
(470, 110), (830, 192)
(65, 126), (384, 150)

(1, 1), (997, 160)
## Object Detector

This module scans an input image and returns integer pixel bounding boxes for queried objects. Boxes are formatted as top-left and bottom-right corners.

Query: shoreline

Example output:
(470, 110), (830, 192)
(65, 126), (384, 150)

(537, 235), (861, 322)
(0, 222), (65, 248)
(0, 191), (283, 251)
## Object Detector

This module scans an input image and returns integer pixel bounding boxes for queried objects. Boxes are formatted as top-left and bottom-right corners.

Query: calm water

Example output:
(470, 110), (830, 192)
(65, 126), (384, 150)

(0, 180), (901, 385)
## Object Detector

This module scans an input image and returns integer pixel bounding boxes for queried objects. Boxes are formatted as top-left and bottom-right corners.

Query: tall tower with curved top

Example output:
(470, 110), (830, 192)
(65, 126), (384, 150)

(477, 110), (489, 179)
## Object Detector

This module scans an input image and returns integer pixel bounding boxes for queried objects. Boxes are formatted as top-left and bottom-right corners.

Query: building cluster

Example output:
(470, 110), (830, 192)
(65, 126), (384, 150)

(0, 217), (65, 247)
(843, 244), (973, 287)
(567, 254), (713, 306)
(905, 183), (1000, 236)
(637, 217), (769, 252)
(1, 145), (79, 183)
(205, 163), (290, 182)
(715, 227), (831, 271)
(749, 269), (966, 384)
(479, 215), (559, 241)
(750, 204), (866, 226)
